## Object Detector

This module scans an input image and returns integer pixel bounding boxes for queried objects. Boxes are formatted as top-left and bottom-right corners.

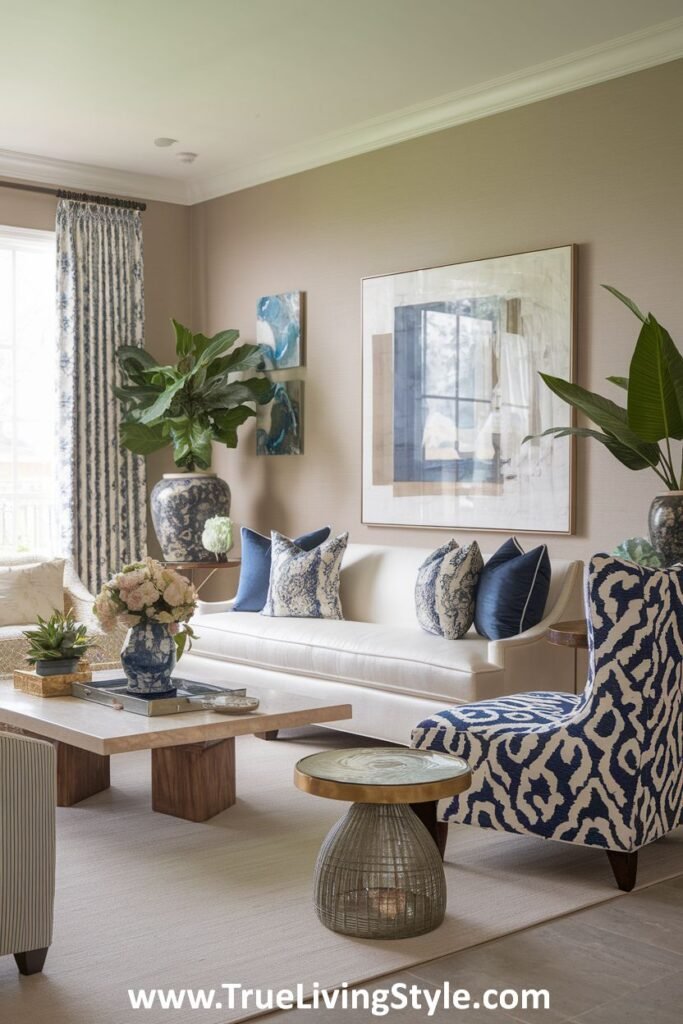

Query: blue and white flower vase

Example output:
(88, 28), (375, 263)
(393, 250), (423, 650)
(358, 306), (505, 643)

(120, 621), (177, 695)
(150, 472), (231, 562)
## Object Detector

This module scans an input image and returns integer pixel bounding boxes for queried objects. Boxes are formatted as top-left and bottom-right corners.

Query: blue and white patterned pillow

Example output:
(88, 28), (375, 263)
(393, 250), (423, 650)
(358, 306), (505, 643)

(415, 540), (484, 639)
(262, 531), (349, 619)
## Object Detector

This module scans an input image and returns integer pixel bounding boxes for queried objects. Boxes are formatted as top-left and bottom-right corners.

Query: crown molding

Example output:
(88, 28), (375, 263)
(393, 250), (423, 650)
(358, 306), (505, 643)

(1, 17), (682, 208)
(188, 15), (683, 204)
(0, 148), (191, 205)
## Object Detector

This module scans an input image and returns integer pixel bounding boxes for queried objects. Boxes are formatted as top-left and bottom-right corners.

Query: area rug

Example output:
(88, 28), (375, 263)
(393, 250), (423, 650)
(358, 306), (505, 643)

(1, 728), (681, 1024)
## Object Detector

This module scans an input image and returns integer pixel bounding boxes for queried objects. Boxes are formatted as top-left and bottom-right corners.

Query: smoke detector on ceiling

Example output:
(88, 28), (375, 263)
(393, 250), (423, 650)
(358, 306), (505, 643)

(177, 152), (198, 164)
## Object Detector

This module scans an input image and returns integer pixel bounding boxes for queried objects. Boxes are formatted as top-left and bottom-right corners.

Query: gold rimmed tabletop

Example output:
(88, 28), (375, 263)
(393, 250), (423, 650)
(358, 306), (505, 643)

(294, 747), (471, 805)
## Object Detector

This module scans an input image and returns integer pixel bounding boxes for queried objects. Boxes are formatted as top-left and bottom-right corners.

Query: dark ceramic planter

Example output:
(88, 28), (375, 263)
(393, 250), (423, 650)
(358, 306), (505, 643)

(121, 621), (177, 695)
(35, 658), (80, 677)
(150, 472), (231, 562)
(649, 492), (683, 567)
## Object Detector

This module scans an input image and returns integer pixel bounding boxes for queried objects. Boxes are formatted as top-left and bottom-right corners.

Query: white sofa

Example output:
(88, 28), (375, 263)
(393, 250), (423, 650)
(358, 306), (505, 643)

(181, 543), (585, 745)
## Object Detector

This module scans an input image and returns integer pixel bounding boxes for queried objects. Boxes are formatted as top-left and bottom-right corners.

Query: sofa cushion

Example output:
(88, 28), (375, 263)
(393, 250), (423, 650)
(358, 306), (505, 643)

(233, 525), (331, 612)
(474, 538), (551, 640)
(263, 531), (348, 619)
(0, 560), (65, 627)
(415, 540), (483, 639)
(190, 611), (502, 703)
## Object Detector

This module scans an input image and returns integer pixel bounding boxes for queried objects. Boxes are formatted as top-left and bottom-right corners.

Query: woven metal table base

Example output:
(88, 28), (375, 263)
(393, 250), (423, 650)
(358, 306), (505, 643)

(313, 803), (446, 939)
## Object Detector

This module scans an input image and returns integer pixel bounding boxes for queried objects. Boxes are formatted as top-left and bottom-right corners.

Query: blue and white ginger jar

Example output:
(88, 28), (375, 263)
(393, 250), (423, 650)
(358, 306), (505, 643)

(121, 621), (177, 695)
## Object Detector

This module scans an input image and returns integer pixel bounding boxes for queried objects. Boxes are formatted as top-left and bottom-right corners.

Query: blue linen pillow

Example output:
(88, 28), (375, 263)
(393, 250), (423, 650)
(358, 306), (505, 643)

(474, 537), (551, 640)
(233, 525), (331, 612)
(415, 539), (484, 639)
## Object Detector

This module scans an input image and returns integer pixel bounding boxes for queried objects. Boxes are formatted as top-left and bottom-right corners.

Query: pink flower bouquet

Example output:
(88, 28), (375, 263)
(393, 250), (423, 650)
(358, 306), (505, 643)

(93, 557), (198, 658)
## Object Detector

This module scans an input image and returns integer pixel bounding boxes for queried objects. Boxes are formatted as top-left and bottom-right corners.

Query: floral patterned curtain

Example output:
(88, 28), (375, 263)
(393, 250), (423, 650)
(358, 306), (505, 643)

(56, 199), (147, 594)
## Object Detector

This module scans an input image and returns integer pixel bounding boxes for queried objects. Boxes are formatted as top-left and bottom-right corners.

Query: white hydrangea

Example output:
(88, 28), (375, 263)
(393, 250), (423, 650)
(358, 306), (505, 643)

(202, 516), (233, 556)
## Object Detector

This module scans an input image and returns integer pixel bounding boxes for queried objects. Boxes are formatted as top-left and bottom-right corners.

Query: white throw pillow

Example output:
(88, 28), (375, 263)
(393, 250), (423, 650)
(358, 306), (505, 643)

(0, 559), (66, 627)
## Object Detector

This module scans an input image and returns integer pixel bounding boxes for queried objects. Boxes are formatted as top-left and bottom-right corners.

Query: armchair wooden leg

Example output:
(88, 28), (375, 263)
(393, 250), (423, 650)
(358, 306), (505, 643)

(14, 947), (49, 975)
(410, 799), (448, 860)
(607, 850), (638, 892)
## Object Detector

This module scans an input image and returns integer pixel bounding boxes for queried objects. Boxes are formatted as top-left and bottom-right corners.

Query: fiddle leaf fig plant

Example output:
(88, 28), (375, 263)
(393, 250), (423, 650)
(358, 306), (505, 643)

(524, 286), (683, 490)
(115, 321), (274, 471)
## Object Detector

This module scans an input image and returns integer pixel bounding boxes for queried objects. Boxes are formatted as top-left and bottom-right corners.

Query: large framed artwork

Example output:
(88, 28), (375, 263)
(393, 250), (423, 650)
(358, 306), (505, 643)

(362, 245), (576, 533)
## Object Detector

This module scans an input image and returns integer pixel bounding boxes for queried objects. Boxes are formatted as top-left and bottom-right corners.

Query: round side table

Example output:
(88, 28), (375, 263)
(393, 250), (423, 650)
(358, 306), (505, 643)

(162, 559), (241, 595)
(547, 620), (588, 694)
(547, 620), (588, 648)
(295, 747), (471, 939)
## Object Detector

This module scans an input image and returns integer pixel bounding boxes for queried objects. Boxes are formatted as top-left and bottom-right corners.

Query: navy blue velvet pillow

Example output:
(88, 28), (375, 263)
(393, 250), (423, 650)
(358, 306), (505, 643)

(233, 526), (331, 612)
(474, 538), (551, 640)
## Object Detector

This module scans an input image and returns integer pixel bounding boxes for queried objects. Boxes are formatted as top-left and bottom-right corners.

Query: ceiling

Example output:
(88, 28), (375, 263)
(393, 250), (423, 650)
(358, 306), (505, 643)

(1, 0), (683, 204)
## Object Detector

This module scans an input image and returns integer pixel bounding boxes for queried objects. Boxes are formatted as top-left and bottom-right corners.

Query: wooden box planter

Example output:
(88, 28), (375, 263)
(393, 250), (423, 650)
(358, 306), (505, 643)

(13, 664), (93, 698)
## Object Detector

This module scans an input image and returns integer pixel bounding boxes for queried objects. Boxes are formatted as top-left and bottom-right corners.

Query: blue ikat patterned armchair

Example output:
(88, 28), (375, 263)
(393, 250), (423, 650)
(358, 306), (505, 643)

(412, 555), (683, 891)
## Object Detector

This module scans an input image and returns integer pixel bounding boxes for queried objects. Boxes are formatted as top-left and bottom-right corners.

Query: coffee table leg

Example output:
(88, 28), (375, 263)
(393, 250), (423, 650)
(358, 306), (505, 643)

(56, 741), (111, 807)
(151, 738), (236, 822)
(410, 799), (448, 860)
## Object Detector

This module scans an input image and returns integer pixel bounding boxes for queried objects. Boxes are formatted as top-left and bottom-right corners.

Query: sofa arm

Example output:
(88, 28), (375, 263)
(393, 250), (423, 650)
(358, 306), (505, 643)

(486, 560), (585, 667)
(196, 598), (237, 616)
(63, 559), (98, 626)
(0, 733), (56, 958)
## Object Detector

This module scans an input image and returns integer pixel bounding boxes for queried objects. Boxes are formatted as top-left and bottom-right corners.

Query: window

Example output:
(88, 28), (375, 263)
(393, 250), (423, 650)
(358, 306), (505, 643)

(393, 298), (502, 488)
(0, 226), (58, 553)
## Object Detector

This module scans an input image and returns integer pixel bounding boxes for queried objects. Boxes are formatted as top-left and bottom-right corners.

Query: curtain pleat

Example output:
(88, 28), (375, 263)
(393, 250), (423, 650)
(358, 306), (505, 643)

(56, 199), (147, 594)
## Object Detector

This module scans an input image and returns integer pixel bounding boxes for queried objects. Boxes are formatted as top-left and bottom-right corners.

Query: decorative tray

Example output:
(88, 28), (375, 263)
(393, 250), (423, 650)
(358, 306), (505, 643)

(71, 675), (247, 717)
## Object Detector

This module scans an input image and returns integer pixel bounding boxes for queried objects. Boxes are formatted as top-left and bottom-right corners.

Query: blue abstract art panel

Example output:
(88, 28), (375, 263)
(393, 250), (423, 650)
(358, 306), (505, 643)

(256, 381), (303, 456)
(257, 291), (302, 369)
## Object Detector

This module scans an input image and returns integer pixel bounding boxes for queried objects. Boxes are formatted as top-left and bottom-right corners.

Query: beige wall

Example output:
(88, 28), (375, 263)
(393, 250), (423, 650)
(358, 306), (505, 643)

(3, 58), (683, 566)
(190, 59), (683, 562)
(0, 183), (192, 558)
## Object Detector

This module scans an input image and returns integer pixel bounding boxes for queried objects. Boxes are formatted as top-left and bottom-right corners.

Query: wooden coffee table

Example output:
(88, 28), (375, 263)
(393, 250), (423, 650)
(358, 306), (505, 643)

(0, 677), (351, 822)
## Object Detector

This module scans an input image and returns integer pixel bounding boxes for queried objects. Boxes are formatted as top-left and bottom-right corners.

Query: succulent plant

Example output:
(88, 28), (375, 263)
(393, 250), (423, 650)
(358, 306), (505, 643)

(23, 611), (98, 665)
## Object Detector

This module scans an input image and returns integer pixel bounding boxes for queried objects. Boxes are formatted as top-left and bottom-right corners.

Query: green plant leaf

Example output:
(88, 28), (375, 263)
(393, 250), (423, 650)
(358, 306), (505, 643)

(138, 377), (187, 425)
(606, 376), (629, 390)
(119, 421), (169, 455)
(189, 329), (240, 376)
(522, 425), (655, 471)
(602, 285), (647, 323)
(627, 316), (683, 441)
(659, 318), (683, 432)
(204, 377), (275, 410)
(116, 345), (160, 369)
(206, 344), (266, 379)
(211, 406), (255, 447)
(168, 416), (213, 470)
(538, 373), (660, 468)
(116, 346), (160, 386)
(174, 630), (188, 661)
(173, 320), (194, 359)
